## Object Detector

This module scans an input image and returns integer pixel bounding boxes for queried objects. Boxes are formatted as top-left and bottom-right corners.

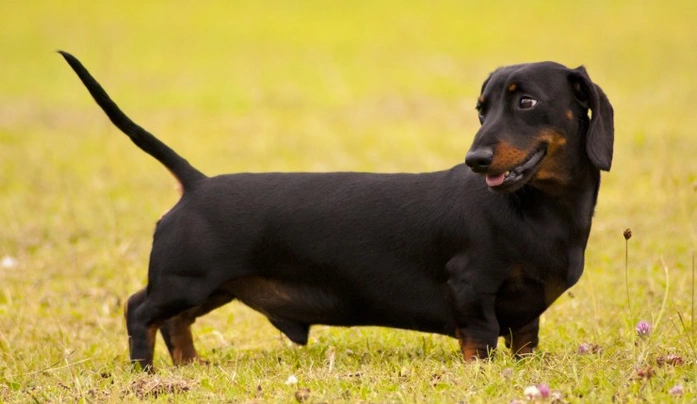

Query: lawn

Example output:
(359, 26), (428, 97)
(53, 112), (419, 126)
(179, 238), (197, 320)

(1, 1), (696, 402)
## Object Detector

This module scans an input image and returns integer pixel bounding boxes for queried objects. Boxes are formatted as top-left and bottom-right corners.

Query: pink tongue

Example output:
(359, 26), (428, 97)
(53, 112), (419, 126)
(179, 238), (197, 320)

(485, 173), (505, 187)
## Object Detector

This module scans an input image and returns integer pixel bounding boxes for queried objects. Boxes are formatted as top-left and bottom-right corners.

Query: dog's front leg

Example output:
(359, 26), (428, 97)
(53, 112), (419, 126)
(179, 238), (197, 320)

(451, 296), (499, 360)
(446, 255), (501, 361)
(503, 317), (539, 357)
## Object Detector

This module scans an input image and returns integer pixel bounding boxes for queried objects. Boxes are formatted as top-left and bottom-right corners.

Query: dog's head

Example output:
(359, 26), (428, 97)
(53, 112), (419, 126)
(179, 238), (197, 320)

(465, 62), (614, 193)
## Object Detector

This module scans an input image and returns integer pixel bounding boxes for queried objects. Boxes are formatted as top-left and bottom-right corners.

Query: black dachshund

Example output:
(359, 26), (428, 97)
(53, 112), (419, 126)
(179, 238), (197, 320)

(60, 51), (613, 370)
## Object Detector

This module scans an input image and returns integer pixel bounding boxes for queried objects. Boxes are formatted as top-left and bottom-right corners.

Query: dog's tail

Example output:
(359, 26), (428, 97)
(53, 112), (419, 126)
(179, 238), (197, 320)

(58, 51), (206, 192)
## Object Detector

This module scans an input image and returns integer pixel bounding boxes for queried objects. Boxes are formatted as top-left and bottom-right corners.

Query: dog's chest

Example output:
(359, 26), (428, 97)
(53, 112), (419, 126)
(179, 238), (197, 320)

(492, 265), (567, 333)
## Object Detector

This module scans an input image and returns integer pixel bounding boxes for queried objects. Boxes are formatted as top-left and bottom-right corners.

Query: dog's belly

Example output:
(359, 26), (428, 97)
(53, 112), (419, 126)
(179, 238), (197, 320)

(223, 276), (456, 340)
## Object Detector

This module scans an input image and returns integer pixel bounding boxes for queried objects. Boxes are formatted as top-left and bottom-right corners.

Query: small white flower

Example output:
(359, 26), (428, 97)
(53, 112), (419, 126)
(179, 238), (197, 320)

(1, 256), (18, 269)
(285, 375), (298, 385)
(524, 385), (541, 400)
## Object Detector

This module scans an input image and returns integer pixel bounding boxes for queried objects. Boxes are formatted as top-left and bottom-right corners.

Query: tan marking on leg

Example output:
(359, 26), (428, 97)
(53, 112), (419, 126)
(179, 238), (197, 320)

(507, 328), (537, 358)
(455, 329), (490, 361)
(510, 337), (535, 357)
(140, 323), (160, 372)
(166, 317), (201, 365)
(146, 324), (158, 349)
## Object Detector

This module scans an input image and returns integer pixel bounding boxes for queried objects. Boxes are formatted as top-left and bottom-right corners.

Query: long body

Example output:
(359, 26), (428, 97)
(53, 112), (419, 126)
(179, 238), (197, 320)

(158, 168), (587, 335)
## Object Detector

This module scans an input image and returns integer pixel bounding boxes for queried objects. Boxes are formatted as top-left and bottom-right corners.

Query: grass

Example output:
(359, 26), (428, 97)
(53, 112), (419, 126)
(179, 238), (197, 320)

(1, 0), (696, 402)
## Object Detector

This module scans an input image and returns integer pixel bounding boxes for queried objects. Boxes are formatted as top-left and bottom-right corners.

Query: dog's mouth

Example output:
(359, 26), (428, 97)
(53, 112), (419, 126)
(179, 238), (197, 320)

(485, 146), (547, 192)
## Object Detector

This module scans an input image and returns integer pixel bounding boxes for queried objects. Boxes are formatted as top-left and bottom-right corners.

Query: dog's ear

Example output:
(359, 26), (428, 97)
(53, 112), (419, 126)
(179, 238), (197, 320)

(569, 66), (614, 171)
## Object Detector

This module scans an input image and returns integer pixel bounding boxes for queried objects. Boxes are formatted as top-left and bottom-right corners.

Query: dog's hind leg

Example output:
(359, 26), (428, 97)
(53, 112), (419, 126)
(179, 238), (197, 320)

(125, 273), (226, 370)
(160, 291), (235, 365)
(124, 288), (161, 371)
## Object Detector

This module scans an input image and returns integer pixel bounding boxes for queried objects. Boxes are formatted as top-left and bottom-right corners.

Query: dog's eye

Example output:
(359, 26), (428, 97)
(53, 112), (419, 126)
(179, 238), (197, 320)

(519, 97), (538, 109)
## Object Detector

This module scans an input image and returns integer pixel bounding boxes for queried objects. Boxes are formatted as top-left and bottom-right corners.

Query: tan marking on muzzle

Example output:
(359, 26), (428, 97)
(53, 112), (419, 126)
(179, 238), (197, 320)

(531, 130), (570, 189)
(537, 130), (567, 153)
(488, 141), (530, 174)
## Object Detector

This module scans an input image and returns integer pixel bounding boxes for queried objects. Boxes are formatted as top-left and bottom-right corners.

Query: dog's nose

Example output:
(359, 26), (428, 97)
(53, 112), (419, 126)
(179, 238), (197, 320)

(465, 147), (493, 173)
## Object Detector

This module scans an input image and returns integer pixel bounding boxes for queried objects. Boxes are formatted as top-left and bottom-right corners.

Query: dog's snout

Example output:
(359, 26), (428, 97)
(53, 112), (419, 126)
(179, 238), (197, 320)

(465, 148), (494, 173)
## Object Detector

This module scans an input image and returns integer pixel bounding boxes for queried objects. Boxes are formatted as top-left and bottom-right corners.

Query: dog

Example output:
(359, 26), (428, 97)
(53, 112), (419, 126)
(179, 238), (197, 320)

(59, 51), (613, 370)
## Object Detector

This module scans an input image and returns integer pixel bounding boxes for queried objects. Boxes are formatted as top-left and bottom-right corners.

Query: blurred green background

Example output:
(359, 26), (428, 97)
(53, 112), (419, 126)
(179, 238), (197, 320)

(1, 1), (696, 401)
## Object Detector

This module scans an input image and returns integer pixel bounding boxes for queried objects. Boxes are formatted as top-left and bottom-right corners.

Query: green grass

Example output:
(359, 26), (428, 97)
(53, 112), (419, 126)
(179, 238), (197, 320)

(1, 0), (696, 402)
